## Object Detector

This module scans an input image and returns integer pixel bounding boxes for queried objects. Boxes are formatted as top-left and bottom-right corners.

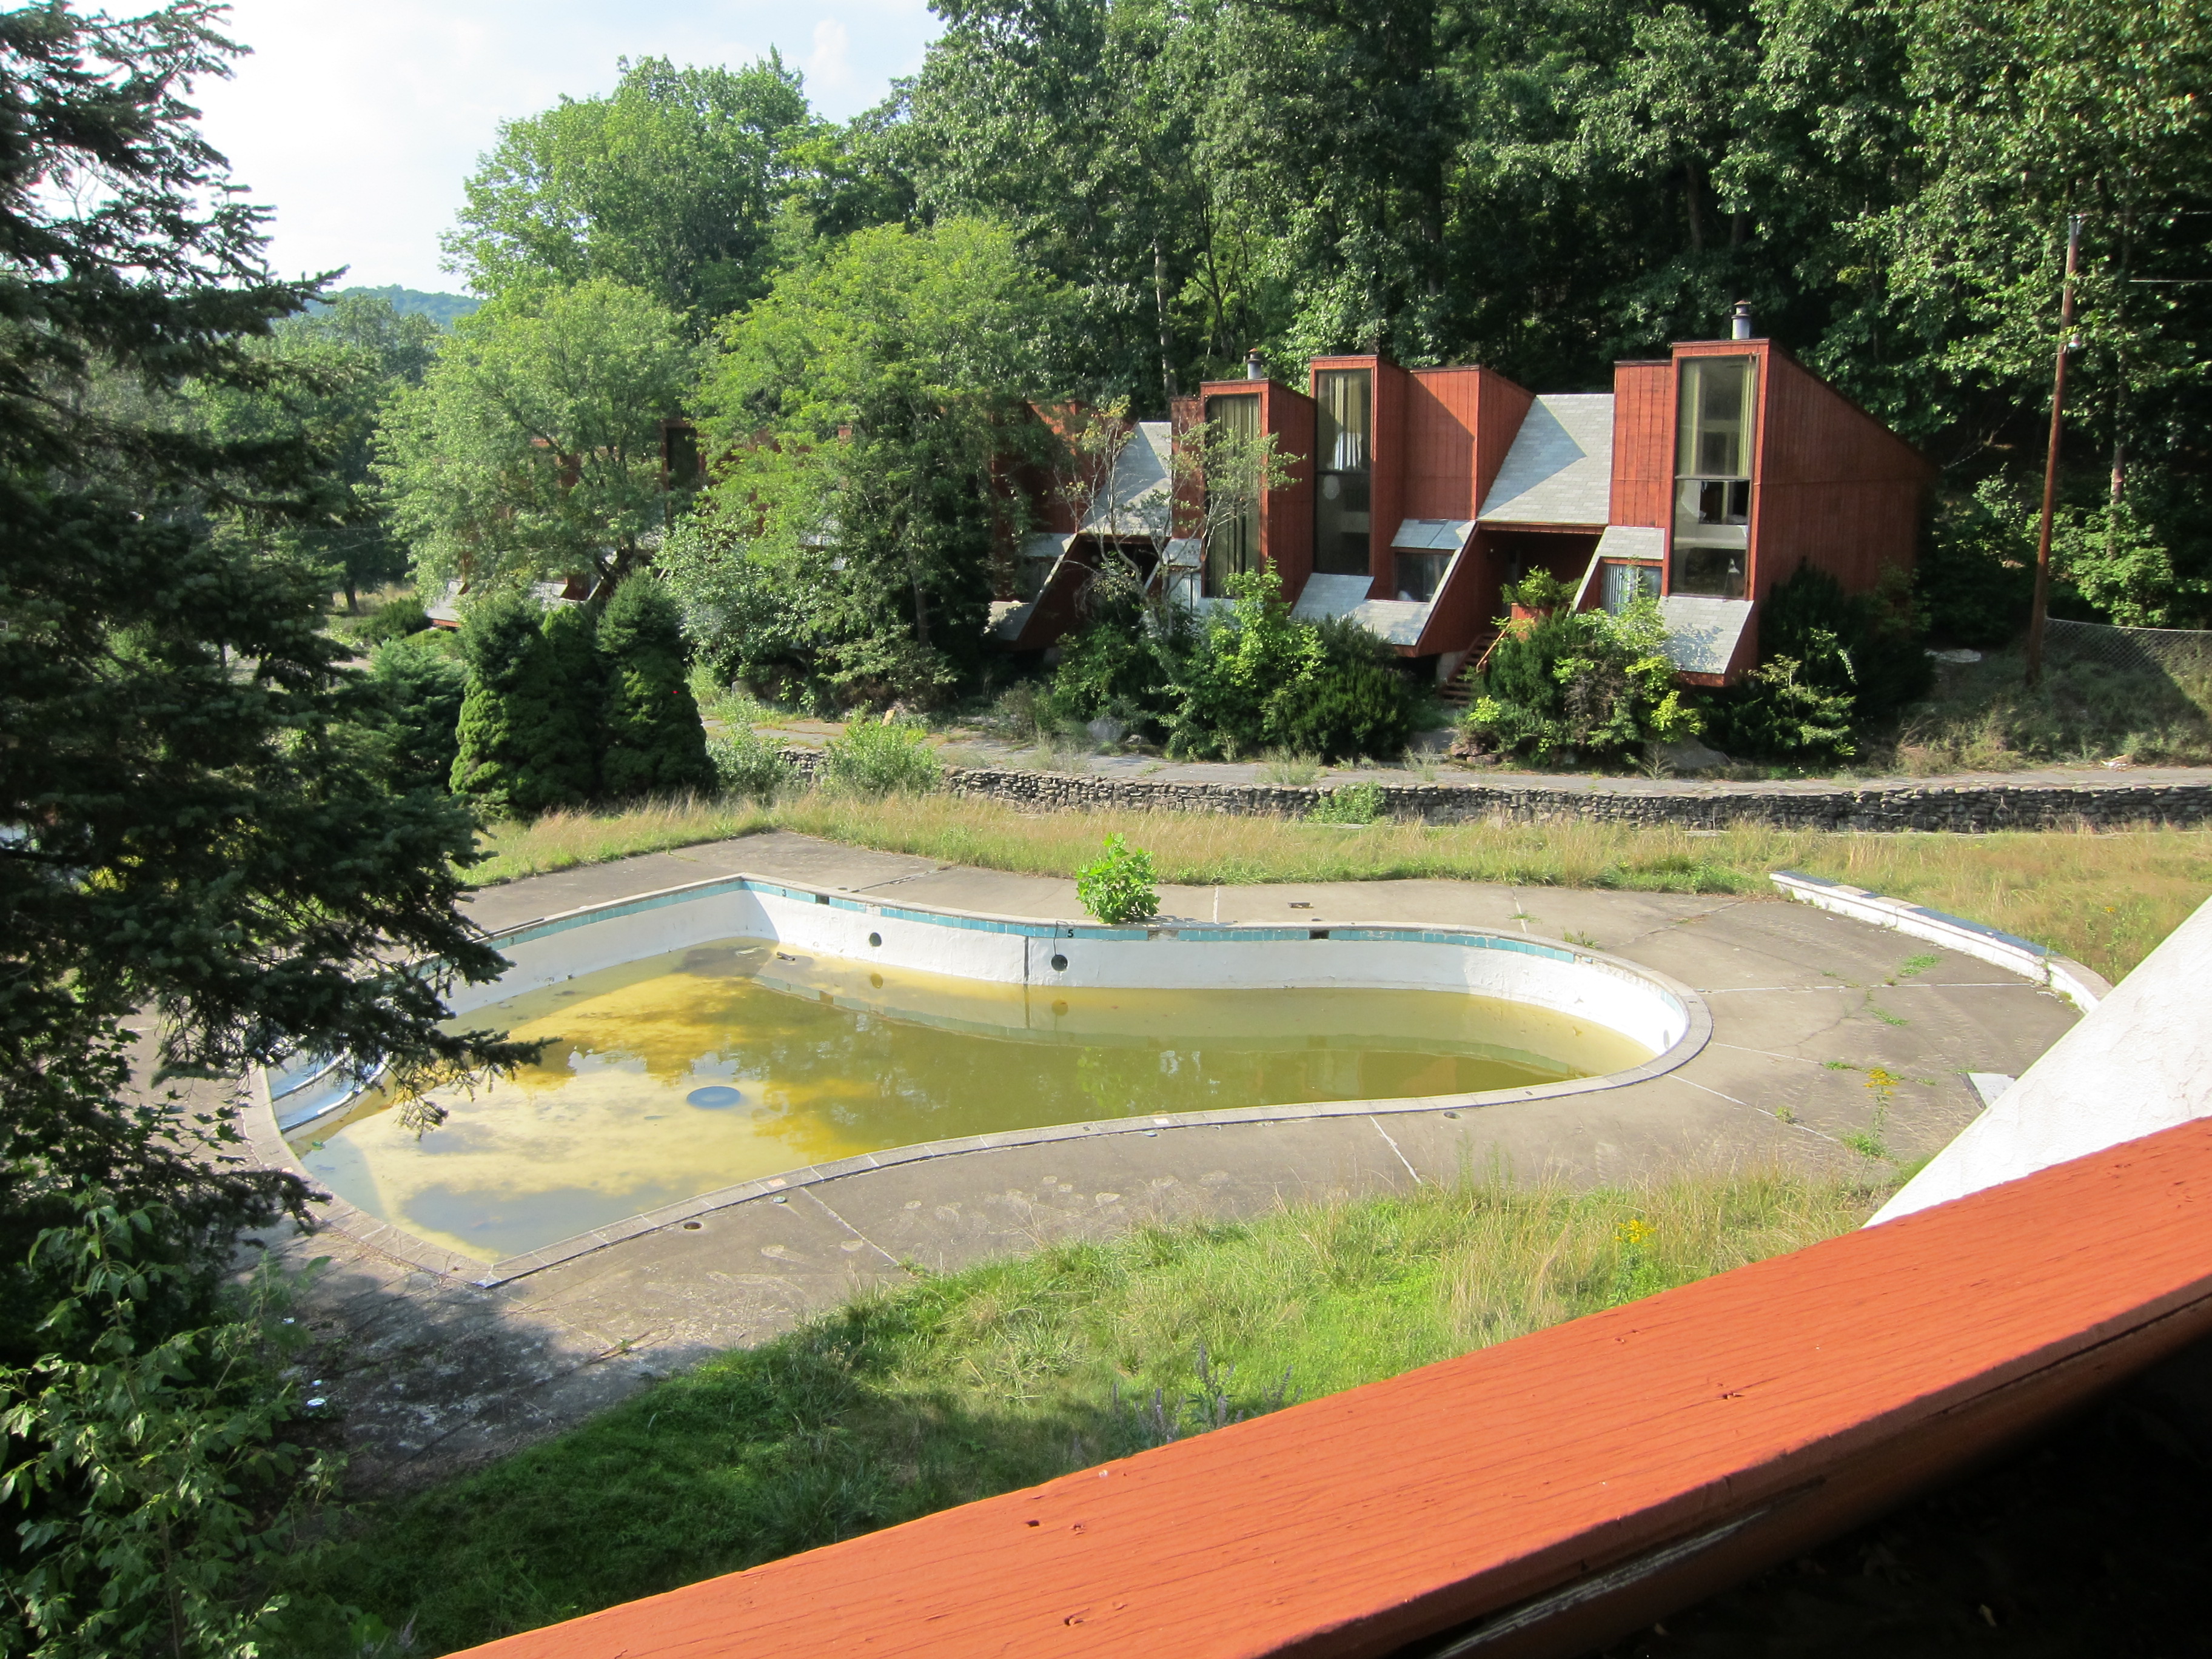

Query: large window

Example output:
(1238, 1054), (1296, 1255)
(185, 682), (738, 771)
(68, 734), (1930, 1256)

(1204, 392), (1260, 595)
(1314, 368), (1372, 576)
(1672, 355), (1757, 597)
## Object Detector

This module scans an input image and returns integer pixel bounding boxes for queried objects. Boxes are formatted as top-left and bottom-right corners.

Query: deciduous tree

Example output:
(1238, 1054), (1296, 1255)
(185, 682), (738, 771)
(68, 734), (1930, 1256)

(443, 55), (817, 326)
(377, 276), (695, 594)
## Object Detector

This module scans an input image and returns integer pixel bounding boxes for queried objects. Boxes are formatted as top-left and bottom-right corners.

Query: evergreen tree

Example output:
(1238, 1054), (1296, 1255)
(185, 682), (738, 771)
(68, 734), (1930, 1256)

(1, 10), (533, 1643)
(367, 630), (468, 794)
(540, 602), (606, 801)
(597, 578), (715, 798)
(449, 593), (586, 816)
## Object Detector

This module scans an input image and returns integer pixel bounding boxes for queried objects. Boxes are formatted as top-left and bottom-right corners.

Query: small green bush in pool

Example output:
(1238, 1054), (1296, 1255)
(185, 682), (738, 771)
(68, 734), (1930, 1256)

(1076, 833), (1159, 925)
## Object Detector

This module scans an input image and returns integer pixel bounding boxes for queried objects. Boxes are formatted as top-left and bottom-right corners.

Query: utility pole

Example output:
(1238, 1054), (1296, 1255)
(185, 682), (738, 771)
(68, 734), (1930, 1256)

(2025, 215), (2083, 690)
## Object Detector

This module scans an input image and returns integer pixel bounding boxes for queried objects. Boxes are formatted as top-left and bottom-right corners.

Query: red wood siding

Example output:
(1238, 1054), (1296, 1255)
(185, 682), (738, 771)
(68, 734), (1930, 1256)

(1402, 367), (1484, 521)
(1752, 349), (1934, 603)
(1415, 525), (1498, 658)
(1609, 360), (1673, 532)
(453, 1119), (2212, 1659)
(1399, 367), (1535, 612)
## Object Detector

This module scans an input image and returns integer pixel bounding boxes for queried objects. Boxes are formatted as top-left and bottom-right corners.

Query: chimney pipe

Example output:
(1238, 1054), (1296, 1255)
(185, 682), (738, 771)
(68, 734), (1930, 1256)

(1730, 301), (1755, 341)
(1245, 347), (1265, 381)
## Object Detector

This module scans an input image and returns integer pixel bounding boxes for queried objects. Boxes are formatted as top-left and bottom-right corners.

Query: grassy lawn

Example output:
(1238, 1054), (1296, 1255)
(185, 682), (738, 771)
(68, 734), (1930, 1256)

(471, 791), (2212, 982)
(273, 1171), (1880, 1655)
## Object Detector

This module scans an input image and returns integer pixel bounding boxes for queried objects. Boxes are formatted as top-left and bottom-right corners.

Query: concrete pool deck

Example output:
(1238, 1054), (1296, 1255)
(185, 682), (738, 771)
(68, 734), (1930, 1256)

(266, 832), (2084, 1492)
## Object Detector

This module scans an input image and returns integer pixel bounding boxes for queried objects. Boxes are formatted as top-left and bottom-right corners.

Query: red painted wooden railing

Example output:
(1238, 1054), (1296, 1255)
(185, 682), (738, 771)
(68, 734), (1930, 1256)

(452, 1119), (2212, 1659)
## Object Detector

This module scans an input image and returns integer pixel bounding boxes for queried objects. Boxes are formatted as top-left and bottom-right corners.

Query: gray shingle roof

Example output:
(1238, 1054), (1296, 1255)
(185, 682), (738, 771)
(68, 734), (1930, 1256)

(1079, 421), (1173, 537)
(1658, 595), (1754, 675)
(1292, 573), (1430, 647)
(1478, 395), (1615, 526)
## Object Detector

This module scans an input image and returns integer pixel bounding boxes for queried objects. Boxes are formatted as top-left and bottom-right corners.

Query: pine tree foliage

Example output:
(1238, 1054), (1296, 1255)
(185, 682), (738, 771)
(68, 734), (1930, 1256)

(540, 601), (608, 802)
(449, 593), (592, 816)
(597, 578), (714, 799)
(0, 9), (534, 1647)
(1, 1), (530, 1102)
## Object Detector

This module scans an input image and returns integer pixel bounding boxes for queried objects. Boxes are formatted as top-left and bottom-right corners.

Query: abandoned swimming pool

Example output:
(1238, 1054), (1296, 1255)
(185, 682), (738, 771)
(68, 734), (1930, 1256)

(273, 875), (1704, 1267)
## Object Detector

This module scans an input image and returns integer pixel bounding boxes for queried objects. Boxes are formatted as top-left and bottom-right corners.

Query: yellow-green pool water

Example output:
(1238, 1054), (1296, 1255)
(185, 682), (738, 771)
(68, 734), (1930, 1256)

(297, 939), (1651, 1261)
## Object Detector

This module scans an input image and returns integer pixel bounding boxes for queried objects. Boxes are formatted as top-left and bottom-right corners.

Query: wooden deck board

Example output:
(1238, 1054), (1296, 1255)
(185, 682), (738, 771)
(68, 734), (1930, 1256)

(452, 1120), (2212, 1659)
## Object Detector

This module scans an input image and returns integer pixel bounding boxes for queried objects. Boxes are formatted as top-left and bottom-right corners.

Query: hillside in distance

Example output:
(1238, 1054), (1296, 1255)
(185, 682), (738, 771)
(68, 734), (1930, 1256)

(318, 284), (480, 326)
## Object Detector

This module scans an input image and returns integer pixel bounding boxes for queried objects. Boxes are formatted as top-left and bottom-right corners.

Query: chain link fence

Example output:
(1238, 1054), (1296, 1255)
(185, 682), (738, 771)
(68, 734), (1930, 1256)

(2045, 617), (2212, 681)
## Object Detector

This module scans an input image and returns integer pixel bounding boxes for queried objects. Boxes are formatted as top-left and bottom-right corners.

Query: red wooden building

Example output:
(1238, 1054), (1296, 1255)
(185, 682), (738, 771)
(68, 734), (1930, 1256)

(1031, 314), (1932, 686)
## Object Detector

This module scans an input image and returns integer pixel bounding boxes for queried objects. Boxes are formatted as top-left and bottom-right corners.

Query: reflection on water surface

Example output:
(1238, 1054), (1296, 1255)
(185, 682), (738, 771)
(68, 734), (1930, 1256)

(298, 939), (1649, 1260)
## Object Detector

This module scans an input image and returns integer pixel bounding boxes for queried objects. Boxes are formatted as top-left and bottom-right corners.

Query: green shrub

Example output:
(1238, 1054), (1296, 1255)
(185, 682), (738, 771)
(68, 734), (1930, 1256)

(366, 630), (466, 794)
(1758, 562), (1931, 727)
(819, 718), (943, 797)
(1271, 619), (1423, 762)
(1047, 580), (1171, 732)
(597, 580), (714, 800)
(1500, 569), (1576, 613)
(350, 596), (429, 645)
(1165, 571), (1322, 759)
(708, 728), (797, 801)
(987, 680), (1064, 746)
(1, 1193), (335, 1659)
(541, 603), (606, 798)
(1464, 598), (1699, 763)
(1076, 833), (1158, 924)
(450, 592), (589, 817)
(1709, 649), (1857, 762)
(1049, 572), (1421, 762)
(1307, 781), (1386, 824)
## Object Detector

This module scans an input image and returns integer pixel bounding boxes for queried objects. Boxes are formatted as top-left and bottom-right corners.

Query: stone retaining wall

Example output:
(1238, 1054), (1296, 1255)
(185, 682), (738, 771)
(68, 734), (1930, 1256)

(775, 749), (2212, 831)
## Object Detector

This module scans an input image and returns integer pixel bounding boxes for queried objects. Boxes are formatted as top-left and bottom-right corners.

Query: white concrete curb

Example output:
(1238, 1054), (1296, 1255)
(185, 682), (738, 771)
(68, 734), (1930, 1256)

(1770, 871), (2110, 1013)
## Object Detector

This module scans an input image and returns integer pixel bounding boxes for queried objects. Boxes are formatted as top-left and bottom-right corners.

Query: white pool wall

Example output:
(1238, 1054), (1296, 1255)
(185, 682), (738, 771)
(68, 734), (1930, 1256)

(451, 876), (1691, 1060)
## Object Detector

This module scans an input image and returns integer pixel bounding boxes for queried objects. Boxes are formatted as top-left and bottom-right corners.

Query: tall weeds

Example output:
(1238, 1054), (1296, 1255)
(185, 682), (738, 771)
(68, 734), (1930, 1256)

(467, 790), (2211, 979)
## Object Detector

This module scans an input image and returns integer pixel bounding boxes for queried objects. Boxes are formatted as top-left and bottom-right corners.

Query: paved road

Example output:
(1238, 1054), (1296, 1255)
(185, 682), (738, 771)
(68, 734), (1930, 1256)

(264, 833), (2080, 1493)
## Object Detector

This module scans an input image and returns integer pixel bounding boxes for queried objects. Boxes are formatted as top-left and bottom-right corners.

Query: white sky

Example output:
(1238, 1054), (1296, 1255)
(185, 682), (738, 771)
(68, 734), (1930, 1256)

(192, 1), (940, 293)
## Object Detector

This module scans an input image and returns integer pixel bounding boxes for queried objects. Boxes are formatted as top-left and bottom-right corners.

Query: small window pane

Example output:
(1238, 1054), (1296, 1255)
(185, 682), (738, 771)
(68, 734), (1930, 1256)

(1600, 562), (1660, 612)
(1395, 550), (1448, 602)
(1316, 370), (1370, 471)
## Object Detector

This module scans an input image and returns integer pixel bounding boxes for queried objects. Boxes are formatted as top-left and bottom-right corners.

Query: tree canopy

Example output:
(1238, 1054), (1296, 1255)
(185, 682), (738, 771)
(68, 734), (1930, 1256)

(685, 217), (1064, 702)
(377, 276), (696, 594)
(888, 0), (2212, 623)
(442, 53), (819, 326)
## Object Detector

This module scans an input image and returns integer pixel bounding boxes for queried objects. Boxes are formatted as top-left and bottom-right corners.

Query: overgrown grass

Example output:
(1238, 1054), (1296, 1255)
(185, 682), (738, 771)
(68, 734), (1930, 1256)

(469, 791), (2212, 980)
(1884, 648), (2212, 772)
(468, 798), (774, 885)
(274, 1171), (1880, 1655)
